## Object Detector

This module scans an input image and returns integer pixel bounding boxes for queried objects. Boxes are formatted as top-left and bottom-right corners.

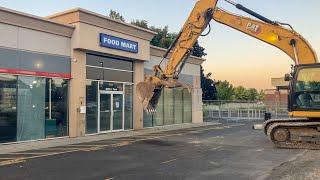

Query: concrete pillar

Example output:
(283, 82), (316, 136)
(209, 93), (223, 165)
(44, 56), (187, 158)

(69, 50), (86, 137)
(192, 75), (203, 123)
(192, 88), (203, 124)
(133, 60), (144, 130)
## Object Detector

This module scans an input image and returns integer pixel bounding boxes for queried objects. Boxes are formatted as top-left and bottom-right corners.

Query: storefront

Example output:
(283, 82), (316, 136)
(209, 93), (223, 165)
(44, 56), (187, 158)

(48, 8), (156, 137)
(144, 46), (204, 127)
(85, 54), (134, 133)
(0, 6), (205, 143)
(0, 7), (74, 143)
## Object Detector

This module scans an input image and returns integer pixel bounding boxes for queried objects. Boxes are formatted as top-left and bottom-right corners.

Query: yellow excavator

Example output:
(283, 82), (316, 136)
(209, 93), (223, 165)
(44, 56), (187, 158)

(137, 0), (320, 149)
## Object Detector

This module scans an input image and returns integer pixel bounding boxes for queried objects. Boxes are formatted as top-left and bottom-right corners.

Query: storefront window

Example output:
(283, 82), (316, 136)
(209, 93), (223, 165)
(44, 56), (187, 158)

(0, 75), (69, 143)
(0, 75), (17, 143)
(86, 54), (133, 83)
(164, 89), (175, 125)
(17, 76), (46, 141)
(86, 81), (99, 134)
(174, 89), (184, 124)
(155, 90), (164, 126)
(143, 88), (192, 127)
(45, 79), (69, 138)
(183, 89), (192, 123)
(125, 84), (133, 130)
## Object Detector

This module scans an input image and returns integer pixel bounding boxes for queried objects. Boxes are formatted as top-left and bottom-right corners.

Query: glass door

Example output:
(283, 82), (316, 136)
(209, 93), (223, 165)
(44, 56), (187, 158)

(99, 94), (111, 132)
(99, 92), (124, 132)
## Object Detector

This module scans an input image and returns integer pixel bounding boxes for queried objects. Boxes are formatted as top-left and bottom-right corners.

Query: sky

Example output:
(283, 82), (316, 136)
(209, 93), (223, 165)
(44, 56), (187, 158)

(0, 0), (319, 90)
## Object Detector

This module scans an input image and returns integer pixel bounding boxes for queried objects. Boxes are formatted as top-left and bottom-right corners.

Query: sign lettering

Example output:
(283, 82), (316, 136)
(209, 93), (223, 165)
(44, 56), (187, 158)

(100, 34), (139, 53)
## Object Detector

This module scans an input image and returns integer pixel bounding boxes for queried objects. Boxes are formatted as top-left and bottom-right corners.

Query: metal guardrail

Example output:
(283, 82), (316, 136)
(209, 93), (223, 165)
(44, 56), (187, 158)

(203, 100), (289, 121)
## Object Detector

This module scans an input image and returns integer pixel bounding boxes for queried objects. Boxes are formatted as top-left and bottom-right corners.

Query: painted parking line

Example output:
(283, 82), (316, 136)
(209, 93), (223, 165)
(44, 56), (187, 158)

(0, 149), (83, 166)
(4, 152), (49, 155)
(66, 145), (105, 147)
(0, 125), (227, 167)
(0, 158), (26, 166)
(161, 158), (177, 164)
(0, 158), (16, 160)
(37, 148), (85, 151)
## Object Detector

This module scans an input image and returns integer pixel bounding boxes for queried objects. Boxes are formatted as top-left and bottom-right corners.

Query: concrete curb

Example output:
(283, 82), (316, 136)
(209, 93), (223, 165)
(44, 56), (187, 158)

(0, 122), (220, 154)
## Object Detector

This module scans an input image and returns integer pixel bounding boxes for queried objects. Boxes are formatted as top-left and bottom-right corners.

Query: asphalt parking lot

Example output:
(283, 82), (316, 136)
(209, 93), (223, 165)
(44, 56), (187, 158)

(0, 121), (320, 180)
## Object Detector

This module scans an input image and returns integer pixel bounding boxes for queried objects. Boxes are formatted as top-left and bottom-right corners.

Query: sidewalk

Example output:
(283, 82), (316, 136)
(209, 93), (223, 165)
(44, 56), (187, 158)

(0, 122), (220, 154)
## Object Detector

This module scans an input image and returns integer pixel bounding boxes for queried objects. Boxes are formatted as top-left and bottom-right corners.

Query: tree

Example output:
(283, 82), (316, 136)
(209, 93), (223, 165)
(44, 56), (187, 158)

(109, 10), (125, 22)
(108, 10), (207, 58)
(201, 66), (217, 100)
(216, 80), (234, 100)
(131, 19), (148, 29)
(233, 86), (250, 101)
(257, 90), (265, 101)
(247, 88), (259, 101)
(131, 19), (206, 58)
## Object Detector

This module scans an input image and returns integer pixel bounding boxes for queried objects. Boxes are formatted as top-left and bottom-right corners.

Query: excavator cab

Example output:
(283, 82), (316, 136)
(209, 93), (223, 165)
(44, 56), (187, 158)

(289, 64), (320, 117)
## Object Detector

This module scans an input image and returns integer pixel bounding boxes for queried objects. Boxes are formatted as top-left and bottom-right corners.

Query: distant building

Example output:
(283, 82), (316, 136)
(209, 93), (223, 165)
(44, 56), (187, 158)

(263, 78), (289, 116)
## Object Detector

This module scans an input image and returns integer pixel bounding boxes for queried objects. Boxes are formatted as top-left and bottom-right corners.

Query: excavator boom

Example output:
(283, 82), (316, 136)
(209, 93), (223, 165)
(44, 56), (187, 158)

(213, 8), (318, 65)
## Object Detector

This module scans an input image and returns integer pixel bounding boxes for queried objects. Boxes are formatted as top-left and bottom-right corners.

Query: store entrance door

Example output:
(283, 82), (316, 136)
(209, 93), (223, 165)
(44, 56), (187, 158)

(99, 91), (124, 132)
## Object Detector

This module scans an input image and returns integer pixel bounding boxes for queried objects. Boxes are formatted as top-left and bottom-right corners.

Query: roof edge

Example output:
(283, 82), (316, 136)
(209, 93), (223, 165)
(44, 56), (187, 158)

(47, 8), (157, 36)
(0, 6), (74, 29)
(150, 45), (206, 64)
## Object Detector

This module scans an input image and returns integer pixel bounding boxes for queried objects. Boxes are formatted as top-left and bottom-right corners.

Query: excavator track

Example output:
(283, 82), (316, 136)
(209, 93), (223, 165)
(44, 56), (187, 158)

(266, 120), (320, 150)
(263, 118), (308, 135)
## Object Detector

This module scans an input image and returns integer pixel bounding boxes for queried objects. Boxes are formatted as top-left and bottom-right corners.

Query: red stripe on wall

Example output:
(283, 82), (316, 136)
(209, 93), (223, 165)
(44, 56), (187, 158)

(0, 68), (71, 79)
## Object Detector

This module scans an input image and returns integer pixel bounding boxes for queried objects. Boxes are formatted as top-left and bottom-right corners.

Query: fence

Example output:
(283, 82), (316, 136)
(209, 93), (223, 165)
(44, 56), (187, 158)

(203, 100), (288, 121)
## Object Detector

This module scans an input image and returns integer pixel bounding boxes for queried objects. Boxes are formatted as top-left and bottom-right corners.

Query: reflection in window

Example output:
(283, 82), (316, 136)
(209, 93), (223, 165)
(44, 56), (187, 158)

(294, 68), (320, 110)
(125, 85), (133, 130)
(86, 81), (98, 134)
(294, 93), (320, 110)
(0, 75), (17, 143)
(143, 88), (192, 127)
(17, 76), (46, 141)
(86, 54), (133, 71)
(296, 68), (320, 92)
(45, 79), (69, 138)
(86, 67), (133, 82)
(0, 75), (69, 143)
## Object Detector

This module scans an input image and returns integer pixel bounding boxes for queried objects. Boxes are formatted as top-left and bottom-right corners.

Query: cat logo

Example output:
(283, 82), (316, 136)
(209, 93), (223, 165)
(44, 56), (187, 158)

(246, 23), (261, 34)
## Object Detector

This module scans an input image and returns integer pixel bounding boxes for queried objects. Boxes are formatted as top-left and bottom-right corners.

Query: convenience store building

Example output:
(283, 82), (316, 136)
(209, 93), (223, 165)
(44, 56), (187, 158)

(0, 7), (205, 144)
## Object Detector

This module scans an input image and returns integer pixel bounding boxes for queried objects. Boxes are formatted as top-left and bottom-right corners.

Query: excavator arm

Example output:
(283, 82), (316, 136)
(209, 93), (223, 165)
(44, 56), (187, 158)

(137, 0), (318, 112)
(213, 7), (318, 65)
(137, 0), (218, 112)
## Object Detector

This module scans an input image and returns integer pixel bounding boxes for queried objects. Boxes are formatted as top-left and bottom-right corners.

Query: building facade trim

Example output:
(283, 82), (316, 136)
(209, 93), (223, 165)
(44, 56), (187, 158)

(47, 8), (156, 41)
(0, 6), (74, 37)
(150, 46), (206, 65)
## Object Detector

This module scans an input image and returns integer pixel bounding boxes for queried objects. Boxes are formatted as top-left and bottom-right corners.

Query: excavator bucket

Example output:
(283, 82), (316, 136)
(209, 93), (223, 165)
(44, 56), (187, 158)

(136, 81), (163, 113)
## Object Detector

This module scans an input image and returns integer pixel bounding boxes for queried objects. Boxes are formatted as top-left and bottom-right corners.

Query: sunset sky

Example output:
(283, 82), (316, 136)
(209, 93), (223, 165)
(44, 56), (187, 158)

(0, 0), (319, 90)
